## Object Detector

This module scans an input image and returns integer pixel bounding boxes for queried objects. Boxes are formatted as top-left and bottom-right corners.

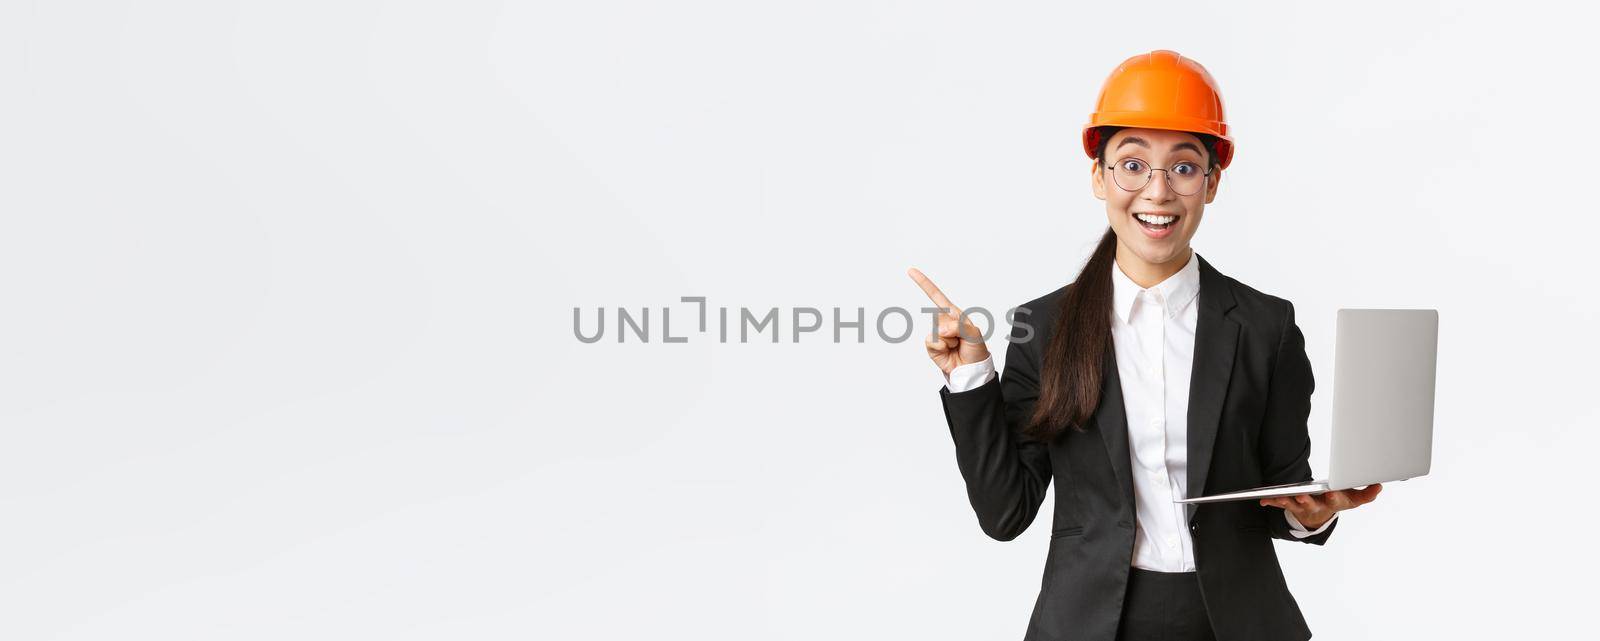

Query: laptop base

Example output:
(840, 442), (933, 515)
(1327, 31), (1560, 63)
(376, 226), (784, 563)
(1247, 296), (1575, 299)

(1175, 481), (1330, 504)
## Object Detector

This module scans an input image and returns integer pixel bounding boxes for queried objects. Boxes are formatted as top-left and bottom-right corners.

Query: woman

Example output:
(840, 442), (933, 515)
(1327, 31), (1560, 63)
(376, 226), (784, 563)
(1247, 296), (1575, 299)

(907, 51), (1382, 641)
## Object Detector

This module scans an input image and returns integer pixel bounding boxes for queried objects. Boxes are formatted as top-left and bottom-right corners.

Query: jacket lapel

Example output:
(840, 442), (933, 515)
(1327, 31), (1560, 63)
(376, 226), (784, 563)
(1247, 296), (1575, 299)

(1185, 254), (1239, 522)
(1095, 341), (1135, 517)
(1094, 253), (1240, 520)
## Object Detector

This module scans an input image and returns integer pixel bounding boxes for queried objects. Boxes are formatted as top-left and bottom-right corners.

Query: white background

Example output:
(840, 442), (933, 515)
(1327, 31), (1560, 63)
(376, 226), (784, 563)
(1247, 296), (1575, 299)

(3, 1), (1596, 638)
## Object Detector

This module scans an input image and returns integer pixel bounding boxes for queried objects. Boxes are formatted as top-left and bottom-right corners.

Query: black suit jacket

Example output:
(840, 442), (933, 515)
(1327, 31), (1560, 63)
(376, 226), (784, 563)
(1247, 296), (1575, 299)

(939, 254), (1333, 641)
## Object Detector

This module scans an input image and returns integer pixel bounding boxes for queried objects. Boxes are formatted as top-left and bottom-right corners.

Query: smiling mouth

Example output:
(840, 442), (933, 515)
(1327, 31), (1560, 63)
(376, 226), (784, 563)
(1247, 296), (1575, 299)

(1134, 212), (1178, 231)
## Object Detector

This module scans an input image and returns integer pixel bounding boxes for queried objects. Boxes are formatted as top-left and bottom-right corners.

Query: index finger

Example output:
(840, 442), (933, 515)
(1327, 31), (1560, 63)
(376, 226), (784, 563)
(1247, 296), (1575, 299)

(906, 267), (960, 315)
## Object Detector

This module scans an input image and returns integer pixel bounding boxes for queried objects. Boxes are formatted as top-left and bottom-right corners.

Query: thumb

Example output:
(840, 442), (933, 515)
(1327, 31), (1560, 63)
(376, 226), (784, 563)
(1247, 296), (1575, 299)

(957, 318), (984, 344)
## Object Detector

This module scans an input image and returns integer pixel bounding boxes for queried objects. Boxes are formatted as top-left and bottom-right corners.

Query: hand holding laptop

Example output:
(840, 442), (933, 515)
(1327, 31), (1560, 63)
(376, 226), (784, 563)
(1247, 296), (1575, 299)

(1260, 483), (1384, 530)
(1176, 309), (1439, 506)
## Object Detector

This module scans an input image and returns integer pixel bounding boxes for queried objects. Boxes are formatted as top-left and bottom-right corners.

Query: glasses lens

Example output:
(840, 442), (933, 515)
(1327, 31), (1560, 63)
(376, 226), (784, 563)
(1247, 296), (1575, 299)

(1167, 162), (1206, 196)
(1111, 159), (1150, 191)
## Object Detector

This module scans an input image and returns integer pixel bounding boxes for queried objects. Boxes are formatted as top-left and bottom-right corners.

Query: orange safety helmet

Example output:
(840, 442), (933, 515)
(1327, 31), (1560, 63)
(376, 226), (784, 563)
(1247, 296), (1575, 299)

(1082, 50), (1234, 170)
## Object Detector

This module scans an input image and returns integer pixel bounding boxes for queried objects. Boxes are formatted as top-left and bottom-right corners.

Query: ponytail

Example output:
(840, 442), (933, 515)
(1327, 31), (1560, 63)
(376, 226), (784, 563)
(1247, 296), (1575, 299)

(1024, 227), (1118, 441)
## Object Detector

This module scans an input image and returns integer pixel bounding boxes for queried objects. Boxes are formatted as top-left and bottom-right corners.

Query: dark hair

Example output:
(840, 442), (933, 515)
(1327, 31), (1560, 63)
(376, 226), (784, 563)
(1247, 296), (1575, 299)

(1022, 125), (1223, 442)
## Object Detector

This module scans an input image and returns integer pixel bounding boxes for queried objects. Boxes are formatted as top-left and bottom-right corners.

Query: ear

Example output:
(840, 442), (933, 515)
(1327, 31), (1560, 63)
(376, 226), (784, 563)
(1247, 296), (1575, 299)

(1091, 159), (1107, 201)
(1203, 167), (1222, 204)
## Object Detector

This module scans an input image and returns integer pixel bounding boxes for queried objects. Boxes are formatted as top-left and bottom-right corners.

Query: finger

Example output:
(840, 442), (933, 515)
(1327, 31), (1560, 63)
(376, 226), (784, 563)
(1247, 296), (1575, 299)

(941, 316), (983, 346)
(1272, 494), (1311, 516)
(956, 315), (985, 344)
(1328, 487), (1372, 510)
(1320, 491), (1353, 511)
(933, 318), (960, 347)
(1351, 483), (1383, 506)
(907, 267), (961, 316)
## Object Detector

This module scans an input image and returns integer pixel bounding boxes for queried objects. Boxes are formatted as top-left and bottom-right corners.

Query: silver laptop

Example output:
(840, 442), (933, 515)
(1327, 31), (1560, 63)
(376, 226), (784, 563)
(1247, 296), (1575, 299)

(1176, 309), (1439, 504)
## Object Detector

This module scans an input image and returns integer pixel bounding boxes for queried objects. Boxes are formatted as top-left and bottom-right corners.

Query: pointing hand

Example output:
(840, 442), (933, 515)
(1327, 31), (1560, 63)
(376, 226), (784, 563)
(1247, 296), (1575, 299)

(907, 267), (990, 375)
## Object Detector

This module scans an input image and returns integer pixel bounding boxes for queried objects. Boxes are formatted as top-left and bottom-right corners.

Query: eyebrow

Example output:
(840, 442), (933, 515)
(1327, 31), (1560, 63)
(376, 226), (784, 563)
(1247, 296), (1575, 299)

(1115, 136), (1205, 158)
(1115, 137), (1149, 150)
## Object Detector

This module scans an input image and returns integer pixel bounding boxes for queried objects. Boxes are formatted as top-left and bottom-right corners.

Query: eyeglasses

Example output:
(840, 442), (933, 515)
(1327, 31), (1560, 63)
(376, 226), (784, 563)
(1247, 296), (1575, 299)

(1102, 157), (1213, 196)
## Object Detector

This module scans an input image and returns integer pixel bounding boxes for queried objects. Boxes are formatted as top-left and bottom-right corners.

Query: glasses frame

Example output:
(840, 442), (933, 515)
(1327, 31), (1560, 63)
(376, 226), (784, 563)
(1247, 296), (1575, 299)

(1101, 158), (1215, 197)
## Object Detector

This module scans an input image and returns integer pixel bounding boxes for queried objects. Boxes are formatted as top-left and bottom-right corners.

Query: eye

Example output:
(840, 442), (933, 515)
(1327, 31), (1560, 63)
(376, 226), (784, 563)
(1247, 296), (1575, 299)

(1117, 159), (1146, 173)
(1171, 162), (1202, 176)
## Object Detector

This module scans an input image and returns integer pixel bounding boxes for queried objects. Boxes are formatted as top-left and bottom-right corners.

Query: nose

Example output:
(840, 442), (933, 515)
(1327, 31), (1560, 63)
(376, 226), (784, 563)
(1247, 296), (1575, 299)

(1140, 168), (1174, 201)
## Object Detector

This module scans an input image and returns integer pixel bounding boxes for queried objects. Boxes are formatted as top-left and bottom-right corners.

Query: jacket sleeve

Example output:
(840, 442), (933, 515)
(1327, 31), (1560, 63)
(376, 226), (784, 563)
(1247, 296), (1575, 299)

(1259, 300), (1338, 545)
(938, 314), (1052, 542)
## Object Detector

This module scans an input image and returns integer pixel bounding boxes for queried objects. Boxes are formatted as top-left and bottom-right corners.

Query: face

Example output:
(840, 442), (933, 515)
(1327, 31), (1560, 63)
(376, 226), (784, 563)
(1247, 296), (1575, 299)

(1091, 127), (1222, 269)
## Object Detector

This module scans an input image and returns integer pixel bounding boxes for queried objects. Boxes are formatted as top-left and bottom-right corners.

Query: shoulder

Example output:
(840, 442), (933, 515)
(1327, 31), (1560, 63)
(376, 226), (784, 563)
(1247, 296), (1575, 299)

(998, 282), (1073, 357)
(1012, 283), (1071, 326)
(1223, 273), (1293, 317)
(1203, 257), (1298, 340)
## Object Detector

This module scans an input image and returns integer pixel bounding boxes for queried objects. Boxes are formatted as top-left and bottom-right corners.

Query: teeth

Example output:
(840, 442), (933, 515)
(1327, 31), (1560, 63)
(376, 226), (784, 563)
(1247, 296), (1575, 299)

(1136, 213), (1175, 225)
